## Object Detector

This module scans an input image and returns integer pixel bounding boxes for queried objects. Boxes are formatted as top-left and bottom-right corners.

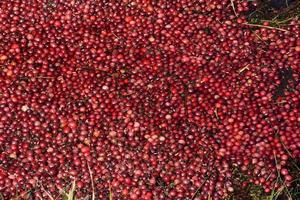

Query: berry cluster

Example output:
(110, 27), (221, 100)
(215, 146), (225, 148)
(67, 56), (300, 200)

(0, 0), (299, 199)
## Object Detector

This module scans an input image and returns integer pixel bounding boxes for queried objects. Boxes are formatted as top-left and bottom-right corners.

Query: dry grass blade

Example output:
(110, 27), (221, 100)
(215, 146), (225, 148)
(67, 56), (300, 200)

(243, 23), (289, 32)
(208, 194), (213, 200)
(40, 182), (55, 200)
(109, 182), (113, 200)
(272, 151), (293, 200)
(230, 0), (238, 16)
(191, 172), (213, 200)
(87, 162), (95, 200)
(279, 139), (300, 171)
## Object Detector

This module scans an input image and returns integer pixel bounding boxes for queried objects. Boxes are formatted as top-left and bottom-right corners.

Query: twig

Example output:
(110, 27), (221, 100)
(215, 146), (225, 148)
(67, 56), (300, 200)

(35, 76), (54, 79)
(243, 23), (289, 32)
(214, 108), (221, 123)
(238, 64), (250, 74)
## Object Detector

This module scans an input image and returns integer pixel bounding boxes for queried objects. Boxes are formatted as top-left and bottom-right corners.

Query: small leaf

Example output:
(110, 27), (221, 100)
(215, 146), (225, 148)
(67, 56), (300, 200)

(68, 181), (76, 200)
(61, 181), (76, 200)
